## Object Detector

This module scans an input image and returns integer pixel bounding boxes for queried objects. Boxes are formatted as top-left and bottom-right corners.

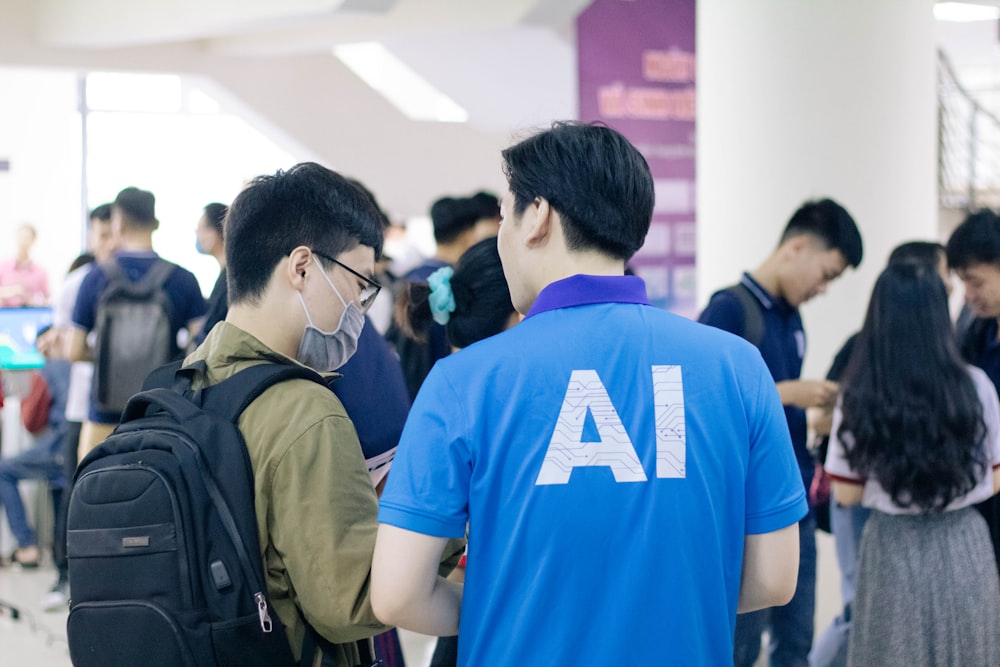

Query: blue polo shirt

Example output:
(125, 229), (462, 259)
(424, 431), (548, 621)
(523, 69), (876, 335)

(380, 274), (806, 666)
(699, 272), (812, 487)
(73, 251), (206, 422)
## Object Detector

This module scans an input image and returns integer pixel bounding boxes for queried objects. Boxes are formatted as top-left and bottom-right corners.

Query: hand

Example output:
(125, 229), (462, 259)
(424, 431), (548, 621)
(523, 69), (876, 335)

(35, 328), (59, 357)
(777, 379), (839, 409)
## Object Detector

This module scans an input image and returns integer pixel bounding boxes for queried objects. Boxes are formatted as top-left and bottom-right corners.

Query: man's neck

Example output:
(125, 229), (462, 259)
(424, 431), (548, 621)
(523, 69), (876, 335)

(119, 231), (154, 252)
(226, 305), (298, 360)
(531, 252), (626, 301)
(749, 255), (783, 301)
(434, 243), (465, 265)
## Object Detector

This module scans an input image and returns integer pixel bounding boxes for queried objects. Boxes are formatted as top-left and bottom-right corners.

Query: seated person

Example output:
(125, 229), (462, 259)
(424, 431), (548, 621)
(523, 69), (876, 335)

(0, 327), (70, 567)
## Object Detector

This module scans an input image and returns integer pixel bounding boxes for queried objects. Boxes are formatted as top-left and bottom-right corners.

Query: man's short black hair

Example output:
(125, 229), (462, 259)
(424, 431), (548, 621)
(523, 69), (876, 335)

(501, 121), (653, 260)
(429, 192), (499, 245)
(113, 187), (157, 228)
(780, 198), (863, 267)
(946, 209), (1000, 270)
(225, 162), (385, 306)
(89, 203), (112, 223)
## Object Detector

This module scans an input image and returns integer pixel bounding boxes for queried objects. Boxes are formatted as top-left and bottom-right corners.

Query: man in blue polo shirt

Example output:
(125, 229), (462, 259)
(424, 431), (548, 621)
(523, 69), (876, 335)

(70, 186), (205, 457)
(371, 121), (807, 665)
(699, 198), (863, 667)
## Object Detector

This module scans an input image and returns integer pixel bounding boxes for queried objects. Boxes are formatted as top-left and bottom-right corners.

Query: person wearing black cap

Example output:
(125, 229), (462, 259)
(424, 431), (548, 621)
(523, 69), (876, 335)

(69, 186), (206, 456)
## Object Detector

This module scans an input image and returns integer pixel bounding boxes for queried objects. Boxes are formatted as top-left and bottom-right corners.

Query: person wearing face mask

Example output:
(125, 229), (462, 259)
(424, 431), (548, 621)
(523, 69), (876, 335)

(192, 202), (229, 346)
(181, 162), (465, 667)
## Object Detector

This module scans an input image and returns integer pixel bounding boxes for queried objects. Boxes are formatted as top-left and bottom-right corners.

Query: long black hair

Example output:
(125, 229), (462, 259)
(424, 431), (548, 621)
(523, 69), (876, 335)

(396, 236), (514, 349)
(839, 263), (987, 511)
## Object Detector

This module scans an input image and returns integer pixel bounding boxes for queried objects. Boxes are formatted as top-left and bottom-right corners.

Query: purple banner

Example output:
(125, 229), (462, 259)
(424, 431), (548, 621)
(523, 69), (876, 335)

(577, 0), (696, 317)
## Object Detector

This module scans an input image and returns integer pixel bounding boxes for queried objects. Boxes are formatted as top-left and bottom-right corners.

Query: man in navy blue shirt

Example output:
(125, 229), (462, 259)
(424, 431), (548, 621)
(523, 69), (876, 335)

(371, 122), (807, 666)
(70, 187), (205, 458)
(946, 209), (1000, 577)
(699, 198), (863, 667)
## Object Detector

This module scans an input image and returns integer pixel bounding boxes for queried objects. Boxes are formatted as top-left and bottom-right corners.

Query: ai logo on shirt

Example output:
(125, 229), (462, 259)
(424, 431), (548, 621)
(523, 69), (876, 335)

(535, 366), (686, 485)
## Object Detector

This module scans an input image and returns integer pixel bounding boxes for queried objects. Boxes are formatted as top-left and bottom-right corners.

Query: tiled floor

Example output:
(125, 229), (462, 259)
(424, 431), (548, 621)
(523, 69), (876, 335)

(0, 563), (71, 666)
(0, 559), (441, 667)
(1, 535), (840, 665)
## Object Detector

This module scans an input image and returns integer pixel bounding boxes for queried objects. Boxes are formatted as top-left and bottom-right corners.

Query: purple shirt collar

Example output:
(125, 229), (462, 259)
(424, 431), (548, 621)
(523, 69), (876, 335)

(525, 274), (651, 319)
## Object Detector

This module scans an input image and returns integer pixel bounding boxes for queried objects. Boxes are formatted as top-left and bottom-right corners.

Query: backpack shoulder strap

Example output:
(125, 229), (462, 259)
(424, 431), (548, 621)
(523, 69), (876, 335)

(722, 283), (765, 348)
(200, 363), (326, 424)
(98, 259), (126, 285)
(142, 359), (185, 392)
(138, 258), (176, 291)
(133, 361), (325, 423)
(96, 258), (175, 298)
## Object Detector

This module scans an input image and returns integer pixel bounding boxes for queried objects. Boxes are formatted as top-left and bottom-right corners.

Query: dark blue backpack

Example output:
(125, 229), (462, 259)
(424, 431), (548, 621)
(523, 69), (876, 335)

(67, 361), (323, 666)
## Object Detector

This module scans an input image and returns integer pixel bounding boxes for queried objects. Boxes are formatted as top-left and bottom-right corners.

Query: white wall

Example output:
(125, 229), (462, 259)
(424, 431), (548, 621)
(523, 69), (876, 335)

(697, 0), (938, 380)
(0, 68), (83, 291)
(0, 0), (515, 224)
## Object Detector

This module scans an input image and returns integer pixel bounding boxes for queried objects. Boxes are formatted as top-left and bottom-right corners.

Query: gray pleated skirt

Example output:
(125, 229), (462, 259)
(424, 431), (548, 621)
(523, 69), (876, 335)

(849, 505), (1000, 666)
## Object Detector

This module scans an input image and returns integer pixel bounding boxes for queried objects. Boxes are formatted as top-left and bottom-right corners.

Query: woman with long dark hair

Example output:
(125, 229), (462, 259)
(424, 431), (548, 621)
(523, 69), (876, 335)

(825, 262), (1000, 664)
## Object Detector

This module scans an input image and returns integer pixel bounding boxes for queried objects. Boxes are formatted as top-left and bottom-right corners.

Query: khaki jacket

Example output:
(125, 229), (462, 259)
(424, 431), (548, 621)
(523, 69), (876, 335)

(186, 322), (387, 665)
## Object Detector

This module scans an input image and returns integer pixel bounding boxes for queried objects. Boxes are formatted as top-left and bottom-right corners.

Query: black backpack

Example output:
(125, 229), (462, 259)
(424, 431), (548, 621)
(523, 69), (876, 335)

(67, 361), (324, 666)
(91, 259), (177, 416)
(721, 283), (765, 348)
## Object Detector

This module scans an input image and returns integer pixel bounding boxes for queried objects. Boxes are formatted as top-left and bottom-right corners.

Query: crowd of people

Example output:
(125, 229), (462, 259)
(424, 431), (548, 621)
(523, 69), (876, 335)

(0, 120), (999, 665)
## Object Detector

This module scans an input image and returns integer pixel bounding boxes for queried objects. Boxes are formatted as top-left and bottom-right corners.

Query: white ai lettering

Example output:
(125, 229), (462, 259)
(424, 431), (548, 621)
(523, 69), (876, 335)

(535, 366), (686, 485)
(653, 365), (686, 478)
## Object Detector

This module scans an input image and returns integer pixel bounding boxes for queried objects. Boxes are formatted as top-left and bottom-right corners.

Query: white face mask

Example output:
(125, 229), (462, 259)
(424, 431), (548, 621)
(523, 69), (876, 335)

(296, 256), (366, 371)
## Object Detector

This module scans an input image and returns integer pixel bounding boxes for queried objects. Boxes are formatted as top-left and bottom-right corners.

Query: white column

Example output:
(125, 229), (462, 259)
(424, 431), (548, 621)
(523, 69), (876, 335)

(697, 0), (938, 379)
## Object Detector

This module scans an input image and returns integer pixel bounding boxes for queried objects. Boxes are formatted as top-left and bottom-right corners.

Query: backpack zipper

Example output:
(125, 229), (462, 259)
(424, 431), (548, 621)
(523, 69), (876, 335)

(141, 426), (275, 633)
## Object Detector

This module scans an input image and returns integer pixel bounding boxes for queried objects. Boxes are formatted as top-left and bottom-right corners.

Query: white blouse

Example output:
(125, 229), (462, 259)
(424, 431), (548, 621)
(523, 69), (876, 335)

(825, 365), (1000, 515)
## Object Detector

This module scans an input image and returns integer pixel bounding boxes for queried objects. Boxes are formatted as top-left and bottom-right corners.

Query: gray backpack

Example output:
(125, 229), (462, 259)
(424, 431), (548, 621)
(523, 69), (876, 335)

(92, 259), (176, 416)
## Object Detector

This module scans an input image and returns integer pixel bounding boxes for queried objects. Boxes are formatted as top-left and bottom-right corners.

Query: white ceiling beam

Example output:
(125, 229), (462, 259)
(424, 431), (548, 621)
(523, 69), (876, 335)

(201, 0), (542, 56)
(34, 0), (358, 48)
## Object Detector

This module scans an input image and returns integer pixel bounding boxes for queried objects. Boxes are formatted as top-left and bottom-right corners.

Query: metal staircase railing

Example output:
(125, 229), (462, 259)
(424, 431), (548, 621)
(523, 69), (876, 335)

(939, 48), (1000, 211)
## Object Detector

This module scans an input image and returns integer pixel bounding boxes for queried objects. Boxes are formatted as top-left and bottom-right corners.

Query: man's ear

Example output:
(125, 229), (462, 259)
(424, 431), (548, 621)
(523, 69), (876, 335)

(287, 246), (312, 290)
(780, 234), (809, 259)
(524, 197), (554, 249)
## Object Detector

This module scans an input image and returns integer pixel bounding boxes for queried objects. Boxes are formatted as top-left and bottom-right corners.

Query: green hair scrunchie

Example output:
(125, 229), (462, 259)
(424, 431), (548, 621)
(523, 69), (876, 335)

(427, 266), (456, 325)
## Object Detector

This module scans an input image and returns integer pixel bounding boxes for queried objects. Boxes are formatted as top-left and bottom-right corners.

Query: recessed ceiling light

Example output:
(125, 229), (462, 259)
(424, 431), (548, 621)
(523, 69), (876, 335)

(934, 2), (1000, 22)
(333, 42), (468, 123)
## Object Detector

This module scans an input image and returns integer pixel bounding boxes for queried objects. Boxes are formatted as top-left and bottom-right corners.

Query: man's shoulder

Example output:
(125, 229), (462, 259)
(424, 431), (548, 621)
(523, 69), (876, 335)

(163, 262), (200, 288)
(698, 283), (750, 323)
(445, 301), (760, 367)
(76, 262), (107, 296)
(207, 357), (346, 444)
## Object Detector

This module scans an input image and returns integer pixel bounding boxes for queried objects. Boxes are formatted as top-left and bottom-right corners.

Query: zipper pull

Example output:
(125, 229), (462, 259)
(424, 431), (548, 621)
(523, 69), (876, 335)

(254, 592), (273, 633)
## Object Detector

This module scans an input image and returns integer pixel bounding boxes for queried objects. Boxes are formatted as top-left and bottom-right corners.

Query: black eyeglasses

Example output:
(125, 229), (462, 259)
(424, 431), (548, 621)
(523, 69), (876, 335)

(311, 250), (382, 312)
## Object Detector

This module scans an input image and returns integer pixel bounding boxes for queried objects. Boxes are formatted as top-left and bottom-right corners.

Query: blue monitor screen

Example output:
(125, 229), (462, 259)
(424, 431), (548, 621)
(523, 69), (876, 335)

(0, 306), (53, 370)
